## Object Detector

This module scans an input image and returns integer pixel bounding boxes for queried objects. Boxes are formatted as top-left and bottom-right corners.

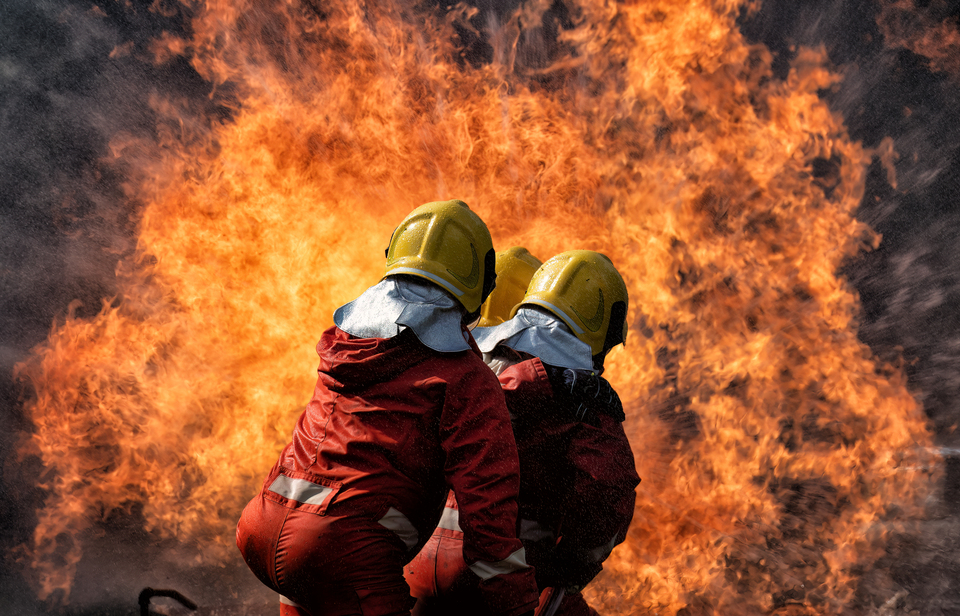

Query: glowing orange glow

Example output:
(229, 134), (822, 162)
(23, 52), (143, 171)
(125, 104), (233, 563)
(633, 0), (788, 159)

(878, 0), (960, 82)
(14, 0), (937, 612)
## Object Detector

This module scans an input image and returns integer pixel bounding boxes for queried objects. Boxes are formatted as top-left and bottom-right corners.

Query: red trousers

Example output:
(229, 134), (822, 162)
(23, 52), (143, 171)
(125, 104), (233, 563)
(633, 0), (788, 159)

(405, 528), (599, 616)
(237, 495), (416, 616)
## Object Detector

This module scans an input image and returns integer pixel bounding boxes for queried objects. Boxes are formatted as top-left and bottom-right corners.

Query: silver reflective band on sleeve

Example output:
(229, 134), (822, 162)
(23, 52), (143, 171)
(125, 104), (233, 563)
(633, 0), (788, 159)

(280, 595), (301, 607)
(588, 534), (619, 563)
(378, 507), (420, 550)
(519, 518), (555, 544)
(268, 474), (334, 507)
(437, 506), (462, 532)
(468, 547), (529, 581)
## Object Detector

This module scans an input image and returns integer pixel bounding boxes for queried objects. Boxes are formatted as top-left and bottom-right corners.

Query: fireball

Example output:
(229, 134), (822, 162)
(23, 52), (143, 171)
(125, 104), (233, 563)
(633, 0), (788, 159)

(13, 0), (936, 613)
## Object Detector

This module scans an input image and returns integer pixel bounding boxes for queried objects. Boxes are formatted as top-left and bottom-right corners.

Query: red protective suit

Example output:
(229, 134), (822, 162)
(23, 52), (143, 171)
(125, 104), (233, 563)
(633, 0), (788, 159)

(405, 357), (639, 616)
(237, 327), (539, 616)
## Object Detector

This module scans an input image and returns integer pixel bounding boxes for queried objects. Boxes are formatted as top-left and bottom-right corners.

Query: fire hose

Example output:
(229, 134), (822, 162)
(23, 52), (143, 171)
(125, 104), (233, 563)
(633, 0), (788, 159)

(138, 587), (198, 616)
(535, 587), (566, 616)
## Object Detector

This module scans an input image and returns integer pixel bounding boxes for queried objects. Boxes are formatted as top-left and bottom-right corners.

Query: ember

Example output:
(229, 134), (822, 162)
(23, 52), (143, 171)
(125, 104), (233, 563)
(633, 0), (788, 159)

(6, 0), (946, 614)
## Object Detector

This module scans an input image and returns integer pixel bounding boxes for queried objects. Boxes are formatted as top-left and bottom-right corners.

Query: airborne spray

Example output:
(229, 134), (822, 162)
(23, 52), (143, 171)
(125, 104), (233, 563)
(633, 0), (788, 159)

(3, 0), (959, 614)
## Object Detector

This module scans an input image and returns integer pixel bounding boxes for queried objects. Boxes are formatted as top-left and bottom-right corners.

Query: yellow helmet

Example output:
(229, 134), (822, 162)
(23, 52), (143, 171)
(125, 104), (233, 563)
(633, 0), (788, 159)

(478, 247), (543, 328)
(516, 250), (628, 357)
(385, 200), (496, 315)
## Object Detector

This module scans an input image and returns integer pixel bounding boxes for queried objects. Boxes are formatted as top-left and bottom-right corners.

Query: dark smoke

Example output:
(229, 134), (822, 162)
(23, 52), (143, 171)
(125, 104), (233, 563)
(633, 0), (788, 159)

(0, 0), (133, 612)
(3, 0), (960, 613)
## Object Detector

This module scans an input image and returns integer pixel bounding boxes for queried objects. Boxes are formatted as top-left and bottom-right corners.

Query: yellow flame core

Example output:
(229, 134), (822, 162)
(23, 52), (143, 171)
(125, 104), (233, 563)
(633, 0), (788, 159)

(14, 0), (936, 612)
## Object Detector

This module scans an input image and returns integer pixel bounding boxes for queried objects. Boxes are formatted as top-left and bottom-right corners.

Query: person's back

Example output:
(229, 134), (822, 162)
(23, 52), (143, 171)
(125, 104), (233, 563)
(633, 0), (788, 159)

(236, 201), (539, 616)
(485, 251), (640, 615)
(277, 320), (519, 540)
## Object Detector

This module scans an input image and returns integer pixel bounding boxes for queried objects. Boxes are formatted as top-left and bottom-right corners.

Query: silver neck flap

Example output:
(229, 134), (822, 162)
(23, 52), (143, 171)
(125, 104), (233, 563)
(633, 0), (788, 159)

(334, 277), (472, 353)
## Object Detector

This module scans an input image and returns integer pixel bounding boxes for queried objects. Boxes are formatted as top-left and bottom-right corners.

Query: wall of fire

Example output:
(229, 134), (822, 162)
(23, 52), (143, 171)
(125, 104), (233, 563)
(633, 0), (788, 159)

(2, 0), (960, 614)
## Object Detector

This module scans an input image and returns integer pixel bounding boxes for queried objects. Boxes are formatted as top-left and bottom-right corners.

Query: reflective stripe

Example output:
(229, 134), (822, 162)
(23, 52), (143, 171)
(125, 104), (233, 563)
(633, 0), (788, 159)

(268, 474), (334, 507)
(519, 518), (555, 543)
(437, 506), (462, 532)
(279, 595), (301, 607)
(469, 547), (529, 580)
(387, 267), (465, 297)
(588, 534), (619, 563)
(378, 507), (419, 550)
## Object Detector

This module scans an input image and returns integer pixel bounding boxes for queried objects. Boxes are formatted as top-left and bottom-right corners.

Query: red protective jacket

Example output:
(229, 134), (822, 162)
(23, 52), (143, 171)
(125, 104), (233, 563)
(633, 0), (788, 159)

(260, 326), (538, 615)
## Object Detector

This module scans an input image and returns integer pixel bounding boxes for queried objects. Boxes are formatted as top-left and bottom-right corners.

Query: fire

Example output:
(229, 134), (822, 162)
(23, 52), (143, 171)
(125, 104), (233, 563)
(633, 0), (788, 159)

(13, 0), (937, 613)
(878, 0), (960, 83)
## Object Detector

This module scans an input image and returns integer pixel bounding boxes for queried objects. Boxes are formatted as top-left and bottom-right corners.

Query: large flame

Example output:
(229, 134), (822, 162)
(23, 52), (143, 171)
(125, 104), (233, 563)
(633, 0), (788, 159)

(13, 0), (937, 612)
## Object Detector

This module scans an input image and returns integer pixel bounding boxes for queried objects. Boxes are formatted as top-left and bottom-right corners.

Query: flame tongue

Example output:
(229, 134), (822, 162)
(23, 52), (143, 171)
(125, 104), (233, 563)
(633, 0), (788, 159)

(14, 0), (936, 613)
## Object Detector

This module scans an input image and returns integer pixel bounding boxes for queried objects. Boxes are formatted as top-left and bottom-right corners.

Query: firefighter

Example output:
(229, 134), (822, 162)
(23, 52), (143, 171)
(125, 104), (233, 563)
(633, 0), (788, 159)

(404, 246), (542, 616)
(236, 200), (540, 616)
(406, 250), (640, 616)
(477, 247), (543, 328)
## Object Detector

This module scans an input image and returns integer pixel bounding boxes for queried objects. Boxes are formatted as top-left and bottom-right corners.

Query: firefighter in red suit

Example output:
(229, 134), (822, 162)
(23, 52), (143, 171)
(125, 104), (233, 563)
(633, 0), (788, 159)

(405, 250), (640, 616)
(236, 200), (540, 616)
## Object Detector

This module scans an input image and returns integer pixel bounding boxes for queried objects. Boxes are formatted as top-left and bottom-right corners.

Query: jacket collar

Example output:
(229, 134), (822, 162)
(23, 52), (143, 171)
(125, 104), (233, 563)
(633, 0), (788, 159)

(473, 307), (594, 370)
(334, 277), (472, 353)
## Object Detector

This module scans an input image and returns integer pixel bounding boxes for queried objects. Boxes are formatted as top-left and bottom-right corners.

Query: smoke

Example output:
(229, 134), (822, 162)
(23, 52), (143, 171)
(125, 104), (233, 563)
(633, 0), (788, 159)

(1, 0), (125, 372)
(0, 0), (231, 367)
(877, 0), (960, 84)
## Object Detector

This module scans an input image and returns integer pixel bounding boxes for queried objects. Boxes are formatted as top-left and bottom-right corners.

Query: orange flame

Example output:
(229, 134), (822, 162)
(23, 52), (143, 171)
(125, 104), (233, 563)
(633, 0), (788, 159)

(13, 0), (937, 612)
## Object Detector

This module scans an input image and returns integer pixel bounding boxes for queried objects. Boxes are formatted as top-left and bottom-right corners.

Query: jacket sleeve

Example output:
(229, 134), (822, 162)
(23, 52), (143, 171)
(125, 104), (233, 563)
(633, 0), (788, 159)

(439, 357), (540, 616)
(550, 414), (639, 585)
(498, 357), (555, 412)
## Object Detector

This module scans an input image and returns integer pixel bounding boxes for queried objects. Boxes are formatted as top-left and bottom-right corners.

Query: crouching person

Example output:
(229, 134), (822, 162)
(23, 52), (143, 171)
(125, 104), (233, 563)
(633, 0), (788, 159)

(406, 250), (640, 616)
(236, 200), (540, 616)
(404, 245), (542, 616)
